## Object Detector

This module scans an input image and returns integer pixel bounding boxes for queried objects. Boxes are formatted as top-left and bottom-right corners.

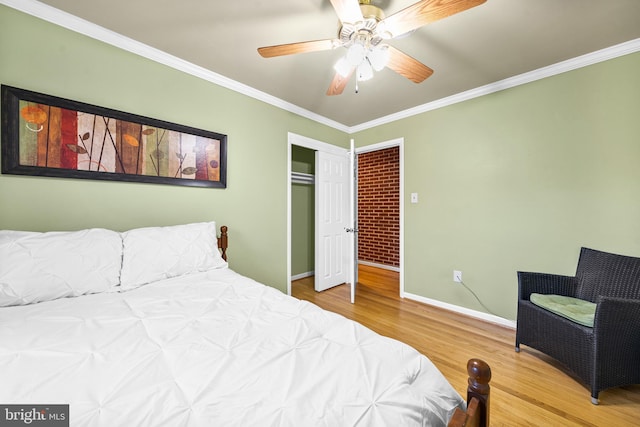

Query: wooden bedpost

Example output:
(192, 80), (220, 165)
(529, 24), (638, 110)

(448, 358), (491, 427)
(467, 358), (491, 427)
(218, 225), (228, 261)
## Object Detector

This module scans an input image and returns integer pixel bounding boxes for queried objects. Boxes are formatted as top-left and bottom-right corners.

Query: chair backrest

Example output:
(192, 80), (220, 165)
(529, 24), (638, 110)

(575, 247), (640, 302)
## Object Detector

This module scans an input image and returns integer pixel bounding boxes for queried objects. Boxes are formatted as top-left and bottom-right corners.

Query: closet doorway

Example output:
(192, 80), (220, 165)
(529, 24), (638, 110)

(290, 144), (315, 284)
(287, 133), (355, 299)
(288, 134), (404, 299)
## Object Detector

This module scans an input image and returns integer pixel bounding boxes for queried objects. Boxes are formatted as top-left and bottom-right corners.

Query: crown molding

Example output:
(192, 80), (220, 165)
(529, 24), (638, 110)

(1, 0), (351, 133)
(3, 0), (638, 135)
(349, 38), (640, 133)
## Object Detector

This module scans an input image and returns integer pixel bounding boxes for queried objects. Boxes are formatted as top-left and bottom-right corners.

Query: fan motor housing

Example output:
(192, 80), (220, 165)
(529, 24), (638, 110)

(360, 3), (385, 21)
(338, 1), (385, 46)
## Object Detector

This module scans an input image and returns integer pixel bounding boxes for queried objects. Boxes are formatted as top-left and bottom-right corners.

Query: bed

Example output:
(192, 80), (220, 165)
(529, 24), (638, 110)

(0, 222), (490, 426)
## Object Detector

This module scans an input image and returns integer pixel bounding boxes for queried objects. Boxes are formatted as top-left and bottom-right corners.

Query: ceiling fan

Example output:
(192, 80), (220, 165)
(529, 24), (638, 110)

(257, 0), (487, 95)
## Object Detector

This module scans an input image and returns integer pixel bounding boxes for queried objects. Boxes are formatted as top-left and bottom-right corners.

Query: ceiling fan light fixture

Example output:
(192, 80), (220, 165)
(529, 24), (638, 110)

(258, 0), (488, 96)
(334, 56), (353, 78)
(368, 44), (389, 71)
(345, 42), (366, 66)
(357, 60), (374, 81)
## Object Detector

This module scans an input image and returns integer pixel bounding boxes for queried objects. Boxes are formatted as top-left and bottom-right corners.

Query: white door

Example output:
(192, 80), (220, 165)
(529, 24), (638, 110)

(315, 149), (350, 292)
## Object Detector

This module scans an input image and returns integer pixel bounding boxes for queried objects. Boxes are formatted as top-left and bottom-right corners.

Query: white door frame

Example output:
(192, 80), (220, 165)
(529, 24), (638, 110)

(348, 138), (357, 304)
(287, 133), (404, 299)
(287, 132), (348, 296)
(355, 137), (405, 297)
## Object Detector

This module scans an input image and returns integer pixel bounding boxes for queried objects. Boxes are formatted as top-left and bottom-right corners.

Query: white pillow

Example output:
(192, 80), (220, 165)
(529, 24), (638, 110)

(0, 230), (39, 245)
(120, 222), (227, 290)
(0, 228), (123, 307)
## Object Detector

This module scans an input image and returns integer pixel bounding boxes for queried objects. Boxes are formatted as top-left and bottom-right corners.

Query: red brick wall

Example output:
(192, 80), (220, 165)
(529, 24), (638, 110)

(357, 146), (400, 268)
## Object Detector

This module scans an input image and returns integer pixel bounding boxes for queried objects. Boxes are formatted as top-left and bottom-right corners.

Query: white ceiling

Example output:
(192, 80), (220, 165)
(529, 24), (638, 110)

(8, 0), (640, 129)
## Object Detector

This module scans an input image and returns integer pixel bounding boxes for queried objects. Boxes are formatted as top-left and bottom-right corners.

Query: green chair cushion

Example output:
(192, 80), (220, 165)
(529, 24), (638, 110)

(530, 293), (596, 328)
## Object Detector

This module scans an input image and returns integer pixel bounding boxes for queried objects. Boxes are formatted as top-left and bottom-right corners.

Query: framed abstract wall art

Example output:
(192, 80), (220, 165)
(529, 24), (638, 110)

(1, 85), (227, 188)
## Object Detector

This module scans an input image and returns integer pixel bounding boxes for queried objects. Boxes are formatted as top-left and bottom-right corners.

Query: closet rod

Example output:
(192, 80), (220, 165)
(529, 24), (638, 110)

(291, 172), (314, 185)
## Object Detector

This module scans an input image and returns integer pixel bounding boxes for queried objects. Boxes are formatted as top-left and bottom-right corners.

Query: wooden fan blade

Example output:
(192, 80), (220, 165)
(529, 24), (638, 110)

(380, 0), (486, 38)
(329, 0), (364, 24)
(386, 46), (434, 83)
(258, 39), (337, 58)
(327, 68), (355, 96)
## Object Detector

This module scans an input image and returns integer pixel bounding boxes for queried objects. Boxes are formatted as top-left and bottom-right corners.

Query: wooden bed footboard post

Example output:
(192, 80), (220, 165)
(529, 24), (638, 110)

(448, 359), (491, 427)
(217, 225), (228, 261)
(467, 358), (491, 427)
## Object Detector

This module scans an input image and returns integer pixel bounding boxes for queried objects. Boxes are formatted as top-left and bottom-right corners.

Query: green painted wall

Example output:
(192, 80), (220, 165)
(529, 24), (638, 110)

(291, 145), (315, 175)
(353, 52), (640, 320)
(0, 6), (347, 292)
(291, 183), (314, 276)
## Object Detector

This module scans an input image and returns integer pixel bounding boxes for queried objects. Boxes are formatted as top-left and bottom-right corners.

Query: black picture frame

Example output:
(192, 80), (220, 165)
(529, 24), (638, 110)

(1, 85), (227, 188)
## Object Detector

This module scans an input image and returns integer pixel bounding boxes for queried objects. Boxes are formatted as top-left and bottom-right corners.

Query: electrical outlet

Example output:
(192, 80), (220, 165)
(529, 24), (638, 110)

(453, 270), (462, 283)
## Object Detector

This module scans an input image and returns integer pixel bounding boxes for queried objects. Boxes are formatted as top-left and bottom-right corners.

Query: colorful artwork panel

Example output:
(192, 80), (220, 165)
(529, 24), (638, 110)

(2, 86), (227, 188)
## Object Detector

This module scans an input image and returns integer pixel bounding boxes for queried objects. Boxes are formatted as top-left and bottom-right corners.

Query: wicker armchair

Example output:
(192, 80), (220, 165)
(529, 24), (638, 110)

(515, 247), (640, 404)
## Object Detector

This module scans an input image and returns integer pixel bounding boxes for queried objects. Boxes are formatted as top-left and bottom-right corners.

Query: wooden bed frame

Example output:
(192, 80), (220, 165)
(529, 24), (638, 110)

(448, 358), (491, 427)
(216, 226), (491, 427)
(217, 225), (228, 261)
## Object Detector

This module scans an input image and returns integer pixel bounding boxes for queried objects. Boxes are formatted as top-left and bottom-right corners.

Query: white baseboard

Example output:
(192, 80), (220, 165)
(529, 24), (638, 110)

(292, 268), (516, 330)
(358, 260), (400, 272)
(402, 291), (517, 329)
(291, 271), (314, 281)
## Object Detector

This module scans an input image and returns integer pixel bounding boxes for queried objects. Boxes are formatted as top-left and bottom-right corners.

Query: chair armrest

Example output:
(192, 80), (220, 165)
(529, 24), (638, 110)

(594, 297), (640, 358)
(517, 271), (579, 301)
(594, 297), (640, 331)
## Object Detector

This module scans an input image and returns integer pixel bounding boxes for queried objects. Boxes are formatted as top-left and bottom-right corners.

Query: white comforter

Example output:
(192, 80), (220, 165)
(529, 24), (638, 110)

(0, 268), (464, 426)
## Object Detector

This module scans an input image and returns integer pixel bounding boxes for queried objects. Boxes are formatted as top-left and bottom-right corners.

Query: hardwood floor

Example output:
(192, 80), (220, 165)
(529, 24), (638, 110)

(292, 265), (640, 427)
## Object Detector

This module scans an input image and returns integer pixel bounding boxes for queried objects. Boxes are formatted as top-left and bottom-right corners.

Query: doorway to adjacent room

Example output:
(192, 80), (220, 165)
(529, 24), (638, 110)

(287, 134), (403, 301)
